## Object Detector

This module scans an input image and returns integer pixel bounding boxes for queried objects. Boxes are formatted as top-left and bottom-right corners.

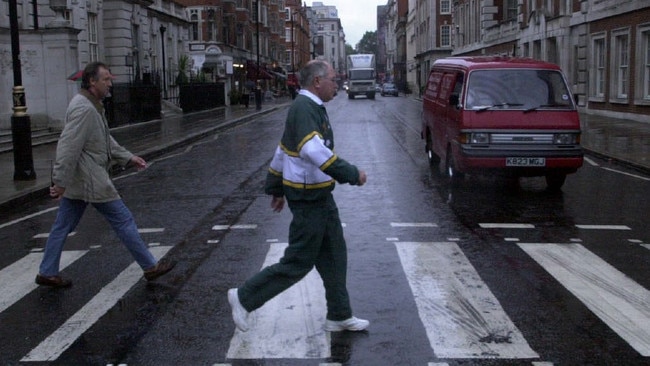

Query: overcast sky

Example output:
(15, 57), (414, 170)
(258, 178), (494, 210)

(308, 0), (387, 47)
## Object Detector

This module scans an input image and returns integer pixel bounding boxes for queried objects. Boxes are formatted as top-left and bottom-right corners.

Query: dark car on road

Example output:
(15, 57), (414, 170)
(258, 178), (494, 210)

(381, 82), (398, 97)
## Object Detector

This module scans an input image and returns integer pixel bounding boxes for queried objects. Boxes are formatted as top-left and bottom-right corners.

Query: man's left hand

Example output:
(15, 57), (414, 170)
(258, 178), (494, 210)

(130, 156), (147, 170)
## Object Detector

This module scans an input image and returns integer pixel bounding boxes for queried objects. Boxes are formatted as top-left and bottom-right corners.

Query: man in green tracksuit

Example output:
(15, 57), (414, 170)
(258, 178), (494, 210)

(228, 60), (369, 333)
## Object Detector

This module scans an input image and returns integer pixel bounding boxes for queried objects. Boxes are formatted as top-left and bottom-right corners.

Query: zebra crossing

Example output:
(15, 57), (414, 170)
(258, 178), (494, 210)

(0, 227), (172, 363)
(224, 221), (649, 364)
(0, 220), (648, 364)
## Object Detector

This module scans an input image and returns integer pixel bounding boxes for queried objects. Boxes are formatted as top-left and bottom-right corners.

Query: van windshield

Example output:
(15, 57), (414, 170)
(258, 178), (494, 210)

(349, 70), (375, 80)
(465, 69), (574, 111)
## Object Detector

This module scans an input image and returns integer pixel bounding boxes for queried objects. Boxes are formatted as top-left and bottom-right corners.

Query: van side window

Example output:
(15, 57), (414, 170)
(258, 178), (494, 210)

(439, 73), (456, 101)
(424, 71), (443, 100)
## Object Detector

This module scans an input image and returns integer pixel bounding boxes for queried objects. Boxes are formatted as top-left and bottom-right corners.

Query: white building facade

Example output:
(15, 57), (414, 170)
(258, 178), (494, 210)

(0, 0), (189, 130)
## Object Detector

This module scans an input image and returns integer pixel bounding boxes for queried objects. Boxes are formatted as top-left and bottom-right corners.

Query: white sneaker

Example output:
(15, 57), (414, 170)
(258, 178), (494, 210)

(228, 288), (249, 332)
(324, 316), (369, 332)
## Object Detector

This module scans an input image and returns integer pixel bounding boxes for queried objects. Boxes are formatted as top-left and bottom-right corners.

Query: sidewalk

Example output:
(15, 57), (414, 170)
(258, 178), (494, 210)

(1, 98), (648, 212)
(0, 98), (291, 212)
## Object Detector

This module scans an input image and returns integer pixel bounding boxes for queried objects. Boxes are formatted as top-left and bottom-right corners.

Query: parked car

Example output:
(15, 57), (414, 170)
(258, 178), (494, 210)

(381, 83), (398, 97)
(421, 56), (583, 190)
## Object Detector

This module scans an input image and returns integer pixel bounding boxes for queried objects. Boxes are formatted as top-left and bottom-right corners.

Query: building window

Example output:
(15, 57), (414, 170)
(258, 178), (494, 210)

(611, 30), (629, 100)
(590, 35), (606, 100)
(88, 13), (98, 62)
(440, 25), (451, 47)
(440, 0), (450, 14)
(190, 11), (200, 41)
(641, 28), (650, 100)
(505, 0), (517, 21)
(206, 9), (216, 41)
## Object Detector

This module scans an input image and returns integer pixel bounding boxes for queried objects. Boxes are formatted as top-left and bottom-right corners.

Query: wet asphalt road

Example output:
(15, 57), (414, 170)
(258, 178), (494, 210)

(0, 93), (649, 365)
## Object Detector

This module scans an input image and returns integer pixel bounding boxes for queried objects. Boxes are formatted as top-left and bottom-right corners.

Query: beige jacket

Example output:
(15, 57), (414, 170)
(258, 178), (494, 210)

(53, 90), (133, 202)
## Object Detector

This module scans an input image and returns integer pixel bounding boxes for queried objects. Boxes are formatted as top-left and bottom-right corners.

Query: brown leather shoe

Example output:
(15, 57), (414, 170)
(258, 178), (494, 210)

(35, 274), (72, 288)
(144, 259), (177, 281)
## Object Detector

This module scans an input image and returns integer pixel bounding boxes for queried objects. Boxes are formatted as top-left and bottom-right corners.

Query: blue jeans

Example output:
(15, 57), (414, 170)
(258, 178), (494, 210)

(39, 198), (157, 276)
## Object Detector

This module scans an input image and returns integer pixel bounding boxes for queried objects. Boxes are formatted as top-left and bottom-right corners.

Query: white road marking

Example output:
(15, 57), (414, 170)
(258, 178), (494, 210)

(227, 243), (330, 360)
(0, 251), (87, 313)
(583, 156), (599, 166)
(642, 244), (650, 251)
(479, 223), (535, 229)
(601, 167), (650, 181)
(32, 232), (76, 239)
(575, 224), (631, 230)
(212, 224), (257, 230)
(627, 239), (643, 244)
(0, 207), (58, 230)
(230, 224), (257, 229)
(390, 222), (438, 227)
(21, 246), (172, 362)
(138, 228), (165, 234)
(519, 243), (650, 356)
(396, 242), (538, 359)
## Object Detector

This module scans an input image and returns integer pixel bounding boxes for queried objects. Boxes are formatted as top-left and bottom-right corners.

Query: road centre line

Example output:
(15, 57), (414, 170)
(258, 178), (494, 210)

(21, 246), (172, 362)
(395, 241), (538, 359)
(0, 251), (87, 313)
(518, 243), (650, 356)
(227, 243), (329, 360)
(391, 222), (438, 227)
(212, 224), (258, 230)
(479, 223), (535, 229)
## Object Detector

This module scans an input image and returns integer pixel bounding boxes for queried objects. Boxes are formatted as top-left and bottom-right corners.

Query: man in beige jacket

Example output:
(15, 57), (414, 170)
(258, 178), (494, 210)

(36, 62), (175, 288)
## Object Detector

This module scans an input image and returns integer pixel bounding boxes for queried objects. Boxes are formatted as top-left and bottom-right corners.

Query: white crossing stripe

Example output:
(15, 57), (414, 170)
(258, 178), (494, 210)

(21, 246), (173, 362)
(396, 242), (538, 359)
(575, 224), (631, 230)
(519, 243), (650, 356)
(227, 243), (330, 360)
(479, 223), (535, 229)
(0, 251), (87, 313)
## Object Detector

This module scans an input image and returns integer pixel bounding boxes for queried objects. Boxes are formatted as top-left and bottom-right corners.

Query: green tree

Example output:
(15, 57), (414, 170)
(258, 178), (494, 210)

(356, 31), (377, 54)
(345, 43), (354, 56)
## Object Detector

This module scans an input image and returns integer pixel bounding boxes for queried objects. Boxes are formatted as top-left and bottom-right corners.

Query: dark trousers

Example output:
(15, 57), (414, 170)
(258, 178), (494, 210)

(238, 196), (352, 321)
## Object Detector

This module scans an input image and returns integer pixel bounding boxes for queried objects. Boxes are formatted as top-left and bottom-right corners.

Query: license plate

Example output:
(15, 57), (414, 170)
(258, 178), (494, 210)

(506, 157), (546, 167)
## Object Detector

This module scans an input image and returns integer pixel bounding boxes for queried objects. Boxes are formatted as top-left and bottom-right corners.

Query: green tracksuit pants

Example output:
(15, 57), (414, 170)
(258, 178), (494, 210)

(238, 195), (352, 321)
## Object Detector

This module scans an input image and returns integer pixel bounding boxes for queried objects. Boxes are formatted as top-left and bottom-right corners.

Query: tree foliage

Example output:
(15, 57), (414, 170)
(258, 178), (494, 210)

(356, 31), (378, 54)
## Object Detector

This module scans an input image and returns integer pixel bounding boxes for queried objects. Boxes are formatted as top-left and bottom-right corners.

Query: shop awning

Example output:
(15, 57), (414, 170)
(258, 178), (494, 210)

(271, 71), (287, 79)
(247, 61), (273, 80)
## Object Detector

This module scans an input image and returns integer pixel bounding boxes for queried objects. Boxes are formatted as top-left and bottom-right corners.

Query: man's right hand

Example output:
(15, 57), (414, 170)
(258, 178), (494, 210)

(357, 170), (367, 186)
(50, 184), (65, 199)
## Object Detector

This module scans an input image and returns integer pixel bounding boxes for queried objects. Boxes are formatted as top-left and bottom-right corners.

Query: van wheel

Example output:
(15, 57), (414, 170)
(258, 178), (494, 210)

(445, 148), (464, 185)
(545, 173), (566, 191)
(348, 94), (354, 99)
(426, 135), (440, 167)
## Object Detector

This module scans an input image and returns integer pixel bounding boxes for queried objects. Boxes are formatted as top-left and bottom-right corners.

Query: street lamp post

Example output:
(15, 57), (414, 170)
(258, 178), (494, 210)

(159, 25), (167, 99)
(9, 0), (36, 181)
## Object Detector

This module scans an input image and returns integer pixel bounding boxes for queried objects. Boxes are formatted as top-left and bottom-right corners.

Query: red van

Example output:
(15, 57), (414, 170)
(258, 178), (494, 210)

(421, 57), (583, 190)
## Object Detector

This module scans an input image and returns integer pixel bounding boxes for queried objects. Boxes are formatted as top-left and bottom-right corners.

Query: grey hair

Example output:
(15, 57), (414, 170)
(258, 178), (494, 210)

(299, 60), (330, 87)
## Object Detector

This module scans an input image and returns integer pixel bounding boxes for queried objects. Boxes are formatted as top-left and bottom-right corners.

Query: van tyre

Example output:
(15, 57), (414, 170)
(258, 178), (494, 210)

(545, 173), (566, 191)
(445, 148), (464, 185)
(426, 135), (440, 167)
